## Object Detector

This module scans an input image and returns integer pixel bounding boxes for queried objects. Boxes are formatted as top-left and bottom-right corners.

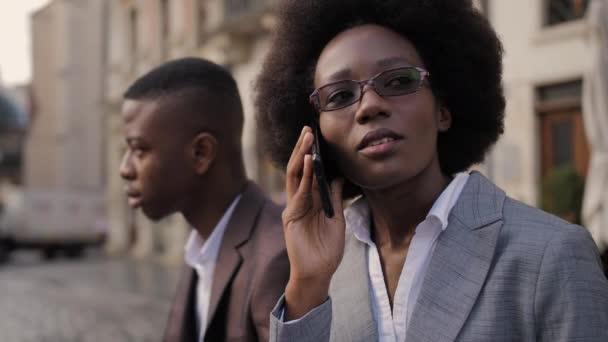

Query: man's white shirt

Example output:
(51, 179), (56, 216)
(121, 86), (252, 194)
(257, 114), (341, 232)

(184, 195), (242, 342)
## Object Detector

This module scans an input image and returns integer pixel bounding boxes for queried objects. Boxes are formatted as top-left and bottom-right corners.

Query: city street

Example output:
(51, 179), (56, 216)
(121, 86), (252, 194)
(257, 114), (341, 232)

(0, 250), (180, 342)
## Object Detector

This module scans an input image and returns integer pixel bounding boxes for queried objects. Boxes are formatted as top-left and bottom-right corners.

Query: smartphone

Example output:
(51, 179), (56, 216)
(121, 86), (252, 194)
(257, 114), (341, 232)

(312, 124), (335, 218)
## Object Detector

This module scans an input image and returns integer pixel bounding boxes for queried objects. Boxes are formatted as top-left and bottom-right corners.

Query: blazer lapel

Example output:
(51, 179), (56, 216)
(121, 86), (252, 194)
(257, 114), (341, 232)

(406, 172), (506, 342)
(164, 267), (197, 342)
(330, 231), (378, 342)
(205, 182), (266, 326)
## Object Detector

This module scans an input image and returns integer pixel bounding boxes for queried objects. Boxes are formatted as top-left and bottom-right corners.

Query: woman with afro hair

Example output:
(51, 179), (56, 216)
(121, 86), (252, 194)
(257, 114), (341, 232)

(255, 0), (608, 341)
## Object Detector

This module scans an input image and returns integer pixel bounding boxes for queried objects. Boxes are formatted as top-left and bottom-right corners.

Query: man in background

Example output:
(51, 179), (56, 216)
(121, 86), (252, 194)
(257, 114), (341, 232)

(119, 57), (289, 341)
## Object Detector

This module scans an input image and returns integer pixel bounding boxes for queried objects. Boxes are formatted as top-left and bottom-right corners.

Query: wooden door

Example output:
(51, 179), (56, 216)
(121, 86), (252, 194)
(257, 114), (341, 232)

(540, 107), (590, 178)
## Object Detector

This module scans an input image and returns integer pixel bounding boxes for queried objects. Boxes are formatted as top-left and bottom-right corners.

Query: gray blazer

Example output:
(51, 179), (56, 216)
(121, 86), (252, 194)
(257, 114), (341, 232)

(270, 172), (608, 342)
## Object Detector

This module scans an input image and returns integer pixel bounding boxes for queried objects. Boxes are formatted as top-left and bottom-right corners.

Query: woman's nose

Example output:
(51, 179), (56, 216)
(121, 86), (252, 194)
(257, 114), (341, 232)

(354, 85), (391, 124)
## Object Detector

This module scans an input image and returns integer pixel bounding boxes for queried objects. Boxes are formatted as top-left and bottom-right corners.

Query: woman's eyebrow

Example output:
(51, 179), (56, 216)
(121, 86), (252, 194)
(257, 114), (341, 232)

(321, 56), (415, 84)
(325, 69), (352, 83)
(376, 56), (414, 68)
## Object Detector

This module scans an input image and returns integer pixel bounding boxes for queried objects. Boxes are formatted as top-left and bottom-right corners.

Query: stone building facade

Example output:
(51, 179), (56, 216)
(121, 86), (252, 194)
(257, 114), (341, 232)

(27, 0), (107, 207)
(104, 0), (279, 264)
(103, 0), (606, 263)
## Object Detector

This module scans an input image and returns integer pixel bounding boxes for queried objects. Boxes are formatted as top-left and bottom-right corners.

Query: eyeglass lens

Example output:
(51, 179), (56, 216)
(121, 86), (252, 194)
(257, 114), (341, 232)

(318, 67), (423, 111)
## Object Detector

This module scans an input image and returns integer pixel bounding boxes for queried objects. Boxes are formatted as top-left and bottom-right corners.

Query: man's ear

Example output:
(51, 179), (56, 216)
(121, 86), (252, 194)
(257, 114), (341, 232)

(437, 106), (452, 132)
(190, 132), (218, 175)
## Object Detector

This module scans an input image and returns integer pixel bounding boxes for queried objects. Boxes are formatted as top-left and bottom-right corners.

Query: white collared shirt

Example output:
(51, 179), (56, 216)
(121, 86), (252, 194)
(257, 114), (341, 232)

(344, 172), (469, 342)
(184, 194), (242, 342)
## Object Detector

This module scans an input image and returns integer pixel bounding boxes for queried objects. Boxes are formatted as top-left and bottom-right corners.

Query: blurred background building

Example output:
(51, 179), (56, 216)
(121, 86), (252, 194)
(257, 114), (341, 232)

(486, 0), (608, 253)
(0, 86), (27, 184)
(103, 0), (281, 264)
(7, 0), (606, 266)
(6, 0), (109, 259)
(28, 0), (107, 192)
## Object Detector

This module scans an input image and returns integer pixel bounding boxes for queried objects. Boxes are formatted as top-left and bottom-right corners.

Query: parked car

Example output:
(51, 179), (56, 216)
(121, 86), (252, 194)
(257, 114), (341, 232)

(0, 183), (106, 262)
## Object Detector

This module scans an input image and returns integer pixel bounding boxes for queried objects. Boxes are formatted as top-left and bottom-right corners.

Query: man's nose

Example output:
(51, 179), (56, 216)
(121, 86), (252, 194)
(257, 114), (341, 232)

(119, 152), (135, 180)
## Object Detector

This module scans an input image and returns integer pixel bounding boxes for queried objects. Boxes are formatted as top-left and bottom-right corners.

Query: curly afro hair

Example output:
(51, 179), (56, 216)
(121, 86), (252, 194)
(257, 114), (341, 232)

(255, 0), (505, 197)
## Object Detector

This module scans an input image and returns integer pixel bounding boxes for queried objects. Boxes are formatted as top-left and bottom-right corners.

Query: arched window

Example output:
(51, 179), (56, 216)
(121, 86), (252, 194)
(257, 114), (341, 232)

(545, 0), (589, 26)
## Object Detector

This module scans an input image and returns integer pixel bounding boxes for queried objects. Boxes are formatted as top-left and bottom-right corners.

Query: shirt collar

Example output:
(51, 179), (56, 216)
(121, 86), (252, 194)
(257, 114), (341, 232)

(344, 172), (470, 244)
(344, 197), (374, 245)
(184, 194), (242, 268)
(426, 172), (470, 230)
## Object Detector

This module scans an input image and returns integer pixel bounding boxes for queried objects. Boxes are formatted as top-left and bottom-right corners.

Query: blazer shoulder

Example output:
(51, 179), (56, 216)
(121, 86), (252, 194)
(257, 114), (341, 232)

(496, 196), (601, 272)
(257, 195), (285, 234)
(502, 196), (587, 237)
(245, 192), (286, 256)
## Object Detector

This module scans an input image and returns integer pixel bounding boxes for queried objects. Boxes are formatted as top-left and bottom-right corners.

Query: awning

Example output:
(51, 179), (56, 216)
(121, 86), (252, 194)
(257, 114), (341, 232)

(582, 0), (608, 251)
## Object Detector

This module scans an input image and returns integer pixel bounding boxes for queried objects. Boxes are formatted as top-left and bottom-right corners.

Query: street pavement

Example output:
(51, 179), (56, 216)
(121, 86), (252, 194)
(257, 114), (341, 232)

(0, 250), (180, 342)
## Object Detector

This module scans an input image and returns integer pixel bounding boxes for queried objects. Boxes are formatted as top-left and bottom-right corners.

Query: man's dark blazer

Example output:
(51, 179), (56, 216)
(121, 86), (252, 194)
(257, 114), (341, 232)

(163, 182), (290, 342)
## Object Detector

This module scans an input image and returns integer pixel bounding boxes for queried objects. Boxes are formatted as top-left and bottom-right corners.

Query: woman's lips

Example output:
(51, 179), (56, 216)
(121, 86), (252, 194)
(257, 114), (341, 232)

(358, 138), (402, 158)
(357, 128), (404, 158)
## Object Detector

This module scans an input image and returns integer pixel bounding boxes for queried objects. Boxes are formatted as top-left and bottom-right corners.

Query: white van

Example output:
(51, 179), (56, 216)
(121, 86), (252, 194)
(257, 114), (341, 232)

(0, 183), (106, 262)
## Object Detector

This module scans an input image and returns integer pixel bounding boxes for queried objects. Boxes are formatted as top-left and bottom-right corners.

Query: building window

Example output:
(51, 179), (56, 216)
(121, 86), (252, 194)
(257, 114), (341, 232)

(551, 119), (574, 168)
(545, 0), (589, 26)
(536, 80), (589, 178)
(197, 0), (206, 46)
(538, 79), (583, 101)
(160, 0), (169, 61)
(129, 8), (138, 73)
(225, 0), (253, 18)
(537, 80), (588, 224)
(479, 0), (490, 16)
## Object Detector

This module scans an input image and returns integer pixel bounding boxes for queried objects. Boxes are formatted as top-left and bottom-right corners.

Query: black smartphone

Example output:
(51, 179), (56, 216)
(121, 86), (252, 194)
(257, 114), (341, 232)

(312, 124), (335, 218)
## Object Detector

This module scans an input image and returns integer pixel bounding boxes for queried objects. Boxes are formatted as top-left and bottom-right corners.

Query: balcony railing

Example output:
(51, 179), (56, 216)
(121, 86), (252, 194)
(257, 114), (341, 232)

(224, 0), (274, 21)
(198, 0), (276, 46)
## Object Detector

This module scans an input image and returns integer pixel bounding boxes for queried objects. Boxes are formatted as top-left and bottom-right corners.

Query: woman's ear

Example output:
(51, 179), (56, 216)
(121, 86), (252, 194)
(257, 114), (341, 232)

(437, 106), (452, 132)
(189, 132), (218, 175)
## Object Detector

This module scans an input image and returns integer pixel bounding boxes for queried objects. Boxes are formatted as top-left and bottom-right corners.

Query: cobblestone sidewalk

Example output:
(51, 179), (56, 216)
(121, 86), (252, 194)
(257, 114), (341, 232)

(0, 251), (180, 342)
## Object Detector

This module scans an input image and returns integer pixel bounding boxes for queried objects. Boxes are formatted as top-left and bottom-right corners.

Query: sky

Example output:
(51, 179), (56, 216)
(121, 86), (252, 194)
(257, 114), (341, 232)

(0, 0), (50, 86)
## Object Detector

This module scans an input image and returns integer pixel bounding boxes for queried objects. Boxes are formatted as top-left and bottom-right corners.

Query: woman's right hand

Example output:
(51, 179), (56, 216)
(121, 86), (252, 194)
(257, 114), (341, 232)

(282, 126), (346, 319)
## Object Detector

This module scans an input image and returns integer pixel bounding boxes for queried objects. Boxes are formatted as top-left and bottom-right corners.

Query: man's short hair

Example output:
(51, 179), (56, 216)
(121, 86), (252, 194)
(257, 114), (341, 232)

(125, 57), (243, 137)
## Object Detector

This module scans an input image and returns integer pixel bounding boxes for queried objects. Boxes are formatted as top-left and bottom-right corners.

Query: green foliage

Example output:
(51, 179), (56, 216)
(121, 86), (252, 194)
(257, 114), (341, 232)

(541, 165), (585, 223)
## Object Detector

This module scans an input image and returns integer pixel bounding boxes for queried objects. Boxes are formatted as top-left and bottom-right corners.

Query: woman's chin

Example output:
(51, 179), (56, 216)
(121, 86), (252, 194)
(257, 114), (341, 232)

(351, 175), (407, 192)
(348, 166), (426, 192)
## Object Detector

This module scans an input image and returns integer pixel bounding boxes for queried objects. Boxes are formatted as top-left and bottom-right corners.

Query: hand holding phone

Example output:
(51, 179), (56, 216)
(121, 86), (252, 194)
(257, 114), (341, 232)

(282, 126), (345, 320)
(312, 124), (335, 218)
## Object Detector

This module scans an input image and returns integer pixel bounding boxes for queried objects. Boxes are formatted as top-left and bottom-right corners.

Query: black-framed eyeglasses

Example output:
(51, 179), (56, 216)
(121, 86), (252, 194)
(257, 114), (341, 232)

(309, 66), (430, 112)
